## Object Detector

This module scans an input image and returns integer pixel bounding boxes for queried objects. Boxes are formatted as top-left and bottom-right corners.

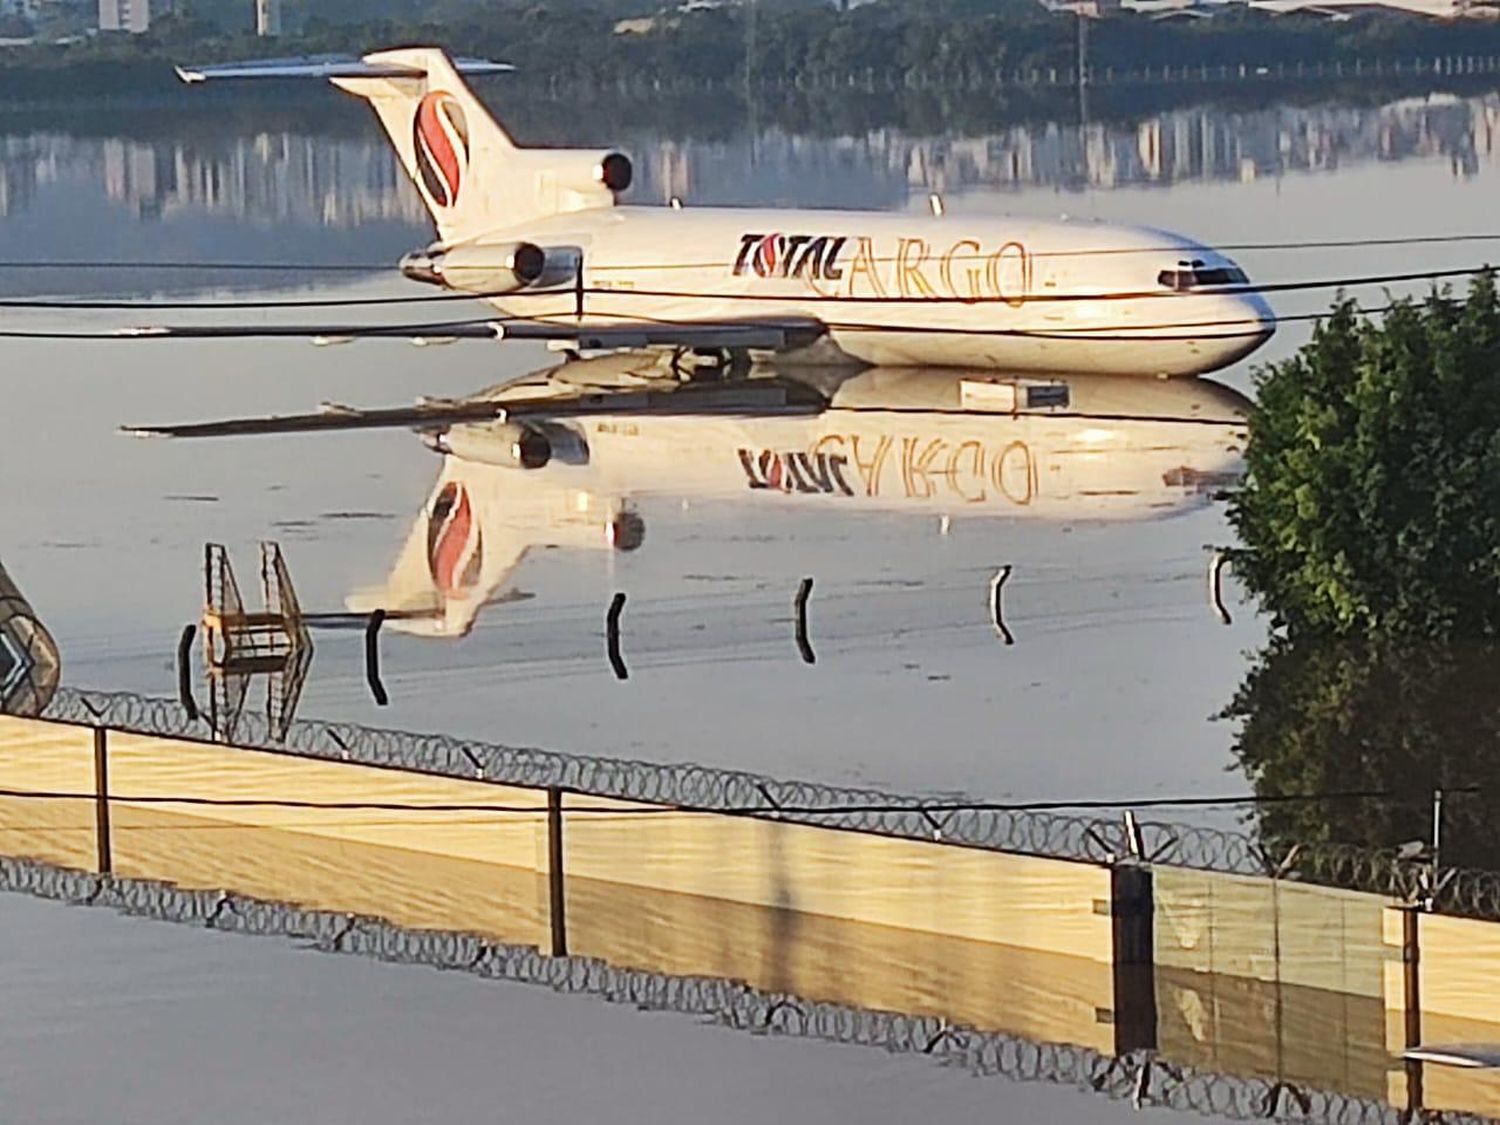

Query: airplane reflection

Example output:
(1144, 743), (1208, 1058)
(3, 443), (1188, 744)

(352, 357), (1249, 637)
(0, 561), (61, 716)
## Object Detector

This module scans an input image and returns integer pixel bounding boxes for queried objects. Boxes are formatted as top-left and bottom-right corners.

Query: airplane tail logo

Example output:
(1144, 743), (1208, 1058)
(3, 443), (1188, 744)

(426, 482), (483, 596)
(412, 91), (470, 209)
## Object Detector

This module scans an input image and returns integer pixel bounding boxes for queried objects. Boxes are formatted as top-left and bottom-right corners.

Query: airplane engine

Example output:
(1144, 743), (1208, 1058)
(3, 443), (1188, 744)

(400, 241), (545, 294)
(430, 422), (552, 469)
(402, 241), (586, 294)
(508, 149), (634, 214)
(547, 150), (633, 197)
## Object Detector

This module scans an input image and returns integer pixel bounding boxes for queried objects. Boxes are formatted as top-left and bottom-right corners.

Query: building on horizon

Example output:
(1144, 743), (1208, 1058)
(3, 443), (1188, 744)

(98, 0), (161, 33)
(255, 0), (280, 36)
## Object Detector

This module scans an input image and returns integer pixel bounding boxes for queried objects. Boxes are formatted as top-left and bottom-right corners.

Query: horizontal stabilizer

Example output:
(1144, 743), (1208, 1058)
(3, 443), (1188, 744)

(123, 382), (827, 440)
(176, 54), (513, 83)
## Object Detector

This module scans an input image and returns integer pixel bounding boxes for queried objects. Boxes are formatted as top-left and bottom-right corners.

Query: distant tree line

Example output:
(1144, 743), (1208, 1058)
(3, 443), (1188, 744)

(4, 0), (1500, 100)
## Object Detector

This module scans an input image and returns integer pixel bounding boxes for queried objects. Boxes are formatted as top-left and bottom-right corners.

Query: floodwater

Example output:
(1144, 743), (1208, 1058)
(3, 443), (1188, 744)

(1, 78), (1499, 1124)
(0, 891), (1244, 1125)
(3, 82), (1497, 803)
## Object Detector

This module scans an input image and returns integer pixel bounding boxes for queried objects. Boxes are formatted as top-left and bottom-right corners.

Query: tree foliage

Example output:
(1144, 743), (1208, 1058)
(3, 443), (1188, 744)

(1228, 273), (1500, 641)
(1226, 638), (1500, 869)
(7, 0), (1500, 98)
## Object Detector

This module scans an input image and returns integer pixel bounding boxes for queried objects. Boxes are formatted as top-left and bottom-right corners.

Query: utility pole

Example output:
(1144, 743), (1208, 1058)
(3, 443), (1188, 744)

(745, 0), (759, 167)
(1076, 10), (1090, 127)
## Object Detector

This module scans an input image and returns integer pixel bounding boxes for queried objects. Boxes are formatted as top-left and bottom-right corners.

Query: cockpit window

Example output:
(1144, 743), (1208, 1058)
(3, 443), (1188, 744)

(1157, 260), (1249, 290)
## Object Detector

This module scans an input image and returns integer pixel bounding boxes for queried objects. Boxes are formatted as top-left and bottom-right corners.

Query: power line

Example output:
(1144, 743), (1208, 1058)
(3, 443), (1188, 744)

(0, 263), (1492, 312)
(578, 264), (1492, 306)
(1, 232), (1497, 275)
(0, 260), (386, 273)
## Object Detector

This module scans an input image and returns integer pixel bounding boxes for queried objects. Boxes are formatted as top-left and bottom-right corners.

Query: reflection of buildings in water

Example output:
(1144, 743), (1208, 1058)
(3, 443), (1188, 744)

(0, 131), (428, 226)
(98, 134), (428, 226)
(622, 94), (1500, 201)
(0, 133), (62, 219)
(0, 92), (1495, 224)
(901, 94), (1500, 193)
(350, 357), (1249, 638)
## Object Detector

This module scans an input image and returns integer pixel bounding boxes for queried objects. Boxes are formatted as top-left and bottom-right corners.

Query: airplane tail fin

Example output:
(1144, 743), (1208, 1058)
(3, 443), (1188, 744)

(178, 48), (631, 246)
(346, 463), (529, 638)
(332, 49), (518, 245)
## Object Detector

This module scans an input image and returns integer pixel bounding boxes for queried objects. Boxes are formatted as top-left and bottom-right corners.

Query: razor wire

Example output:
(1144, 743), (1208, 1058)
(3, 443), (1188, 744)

(0, 852), (1492, 1125)
(46, 687), (1111, 861)
(40, 688), (1500, 921)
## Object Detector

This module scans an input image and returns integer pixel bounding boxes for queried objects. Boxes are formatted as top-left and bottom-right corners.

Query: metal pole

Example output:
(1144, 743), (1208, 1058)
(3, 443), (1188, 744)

(606, 593), (628, 681)
(794, 578), (815, 665)
(1207, 551), (1232, 625)
(92, 727), (113, 876)
(989, 566), (1015, 645)
(176, 624), (199, 721)
(1431, 788), (1443, 877)
(364, 609), (389, 707)
(547, 787), (568, 957)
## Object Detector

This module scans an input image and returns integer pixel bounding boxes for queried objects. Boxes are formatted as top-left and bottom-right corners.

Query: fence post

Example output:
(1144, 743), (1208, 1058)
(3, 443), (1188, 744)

(1401, 905), (1424, 1112)
(547, 787), (568, 957)
(92, 727), (113, 876)
(1110, 863), (1157, 1053)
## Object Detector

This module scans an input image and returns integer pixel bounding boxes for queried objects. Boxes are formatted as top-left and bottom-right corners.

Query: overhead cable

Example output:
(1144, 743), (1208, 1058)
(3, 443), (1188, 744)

(2, 231), (1499, 274)
(0, 263), (1494, 312)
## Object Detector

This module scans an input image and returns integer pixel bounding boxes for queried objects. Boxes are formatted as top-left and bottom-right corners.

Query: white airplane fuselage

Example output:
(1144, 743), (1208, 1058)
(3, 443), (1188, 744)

(351, 364), (1251, 637)
(182, 48), (1276, 377)
(438, 208), (1276, 377)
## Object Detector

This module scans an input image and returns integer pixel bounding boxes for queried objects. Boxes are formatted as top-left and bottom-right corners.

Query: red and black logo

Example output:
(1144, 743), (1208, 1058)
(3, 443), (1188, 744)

(427, 482), (483, 596)
(732, 234), (846, 281)
(737, 449), (854, 495)
(412, 91), (470, 209)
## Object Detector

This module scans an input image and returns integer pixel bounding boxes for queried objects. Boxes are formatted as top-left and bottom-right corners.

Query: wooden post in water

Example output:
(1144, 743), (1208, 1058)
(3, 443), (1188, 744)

(92, 727), (112, 876)
(1401, 905), (1425, 1113)
(547, 787), (568, 957)
(1109, 864), (1157, 1053)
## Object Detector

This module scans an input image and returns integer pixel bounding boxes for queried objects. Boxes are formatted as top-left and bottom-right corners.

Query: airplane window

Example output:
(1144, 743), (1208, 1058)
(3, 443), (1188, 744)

(1192, 267), (1249, 286)
(1157, 266), (1248, 290)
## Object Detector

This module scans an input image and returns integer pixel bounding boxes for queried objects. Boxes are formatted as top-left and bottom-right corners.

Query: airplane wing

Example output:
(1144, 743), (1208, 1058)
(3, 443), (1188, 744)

(123, 380), (828, 439)
(117, 317), (825, 352)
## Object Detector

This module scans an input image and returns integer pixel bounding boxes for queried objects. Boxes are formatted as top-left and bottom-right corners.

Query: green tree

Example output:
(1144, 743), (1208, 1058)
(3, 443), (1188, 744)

(1226, 638), (1500, 871)
(1227, 272), (1500, 641)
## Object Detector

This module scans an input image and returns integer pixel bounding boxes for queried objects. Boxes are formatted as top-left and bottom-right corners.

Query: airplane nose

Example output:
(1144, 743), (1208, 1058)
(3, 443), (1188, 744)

(1242, 290), (1276, 341)
(1201, 291), (1276, 371)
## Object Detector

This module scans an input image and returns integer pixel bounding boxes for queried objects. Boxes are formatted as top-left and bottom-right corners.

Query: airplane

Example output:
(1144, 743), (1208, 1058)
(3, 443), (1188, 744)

(170, 47), (1277, 378)
(322, 355), (1252, 638)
